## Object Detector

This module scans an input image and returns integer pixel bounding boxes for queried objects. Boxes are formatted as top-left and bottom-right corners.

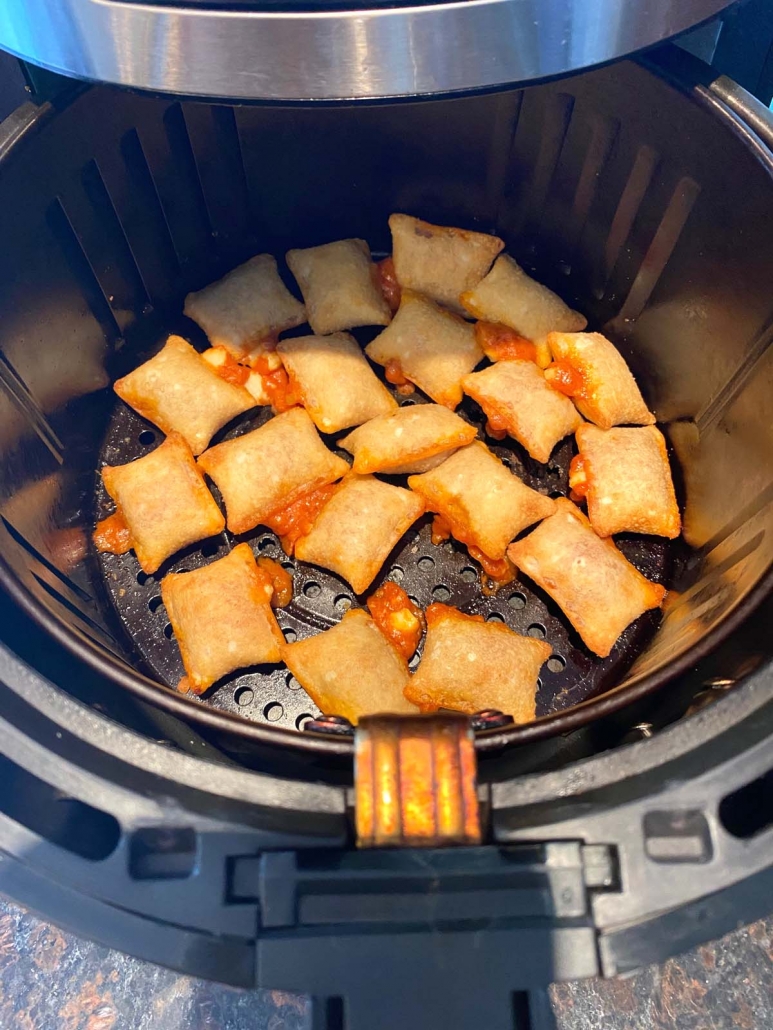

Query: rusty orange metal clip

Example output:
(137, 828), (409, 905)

(355, 714), (481, 848)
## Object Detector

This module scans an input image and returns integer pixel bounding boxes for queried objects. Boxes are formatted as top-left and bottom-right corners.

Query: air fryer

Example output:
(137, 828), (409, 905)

(0, 21), (770, 1030)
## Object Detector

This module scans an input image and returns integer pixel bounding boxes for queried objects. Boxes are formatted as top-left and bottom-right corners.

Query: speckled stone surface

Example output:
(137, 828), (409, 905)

(0, 895), (770, 1029)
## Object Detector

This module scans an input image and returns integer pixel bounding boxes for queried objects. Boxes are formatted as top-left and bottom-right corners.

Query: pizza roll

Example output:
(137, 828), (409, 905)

(507, 499), (666, 657)
(113, 336), (255, 456)
(197, 408), (350, 534)
(339, 403), (477, 475)
(389, 214), (504, 313)
(183, 255), (306, 361)
(462, 359), (583, 463)
(460, 255), (586, 345)
(408, 441), (556, 561)
(161, 544), (284, 695)
(282, 609), (418, 724)
(286, 239), (392, 335)
(99, 432), (225, 574)
(405, 604), (550, 721)
(545, 331), (655, 429)
(365, 291), (483, 409)
(571, 424), (681, 539)
(295, 474), (425, 594)
(277, 333), (396, 433)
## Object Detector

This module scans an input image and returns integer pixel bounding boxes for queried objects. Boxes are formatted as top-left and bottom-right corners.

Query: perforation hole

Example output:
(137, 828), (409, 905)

(303, 581), (321, 598)
(487, 612), (504, 623)
(285, 673), (302, 690)
(432, 585), (451, 601)
(460, 567), (477, 583)
(547, 655), (566, 673)
(235, 687), (254, 707)
(281, 561), (294, 573)
(507, 592), (526, 610)
(258, 536), (275, 551)
(527, 624), (546, 639)
(200, 540), (220, 558)
(296, 713), (314, 730)
(148, 596), (163, 613)
(418, 556), (435, 572)
(334, 595), (352, 612)
(282, 627), (297, 643)
(138, 430), (156, 446)
(263, 702), (284, 721)
(137, 571), (151, 586)
(163, 623), (174, 639)
(389, 565), (405, 583)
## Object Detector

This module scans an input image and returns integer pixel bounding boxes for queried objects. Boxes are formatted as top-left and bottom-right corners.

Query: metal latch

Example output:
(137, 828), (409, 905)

(354, 713), (481, 848)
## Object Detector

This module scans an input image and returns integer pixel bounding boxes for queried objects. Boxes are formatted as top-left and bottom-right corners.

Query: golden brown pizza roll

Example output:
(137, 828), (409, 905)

(294, 474), (425, 595)
(282, 608), (418, 724)
(571, 424), (681, 539)
(408, 441), (556, 562)
(339, 403), (477, 475)
(389, 214), (504, 313)
(277, 333), (397, 433)
(460, 255), (586, 344)
(507, 498), (666, 657)
(405, 603), (550, 721)
(161, 544), (284, 694)
(365, 291), (483, 409)
(285, 239), (392, 335)
(545, 331), (655, 429)
(99, 432), (225, 574)
(197, 408), (350, 535)
(183, 255), (306, 361)
(113, 336), (255, 456)
(462, 359), (583, 463)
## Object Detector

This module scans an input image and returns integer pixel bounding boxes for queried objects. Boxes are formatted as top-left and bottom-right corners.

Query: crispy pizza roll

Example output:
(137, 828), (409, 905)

(408, 441), (556, 560)
(462, 359), (583, 463)
(183, 255), (306, 361)
(405, 604), (550, 721)
(546, 331), (655, 429)
(99, 432), (225, 574)
(197, 408), (350, 535)
(389, 214), (504, 313)
(571, 424), (681, 539)
(113, 336), (255, 456)
(460, 255), (586, 345)
(277, 333), (396, 433)
(282, 608), (418, 724)
(339, 403), (477, 475)
(507, 498), (666, 658)
(161, 544), (284, 695)
(294, 474), (425, 595)
(365, 291), (483, 409)
(286, 239), (392, 335)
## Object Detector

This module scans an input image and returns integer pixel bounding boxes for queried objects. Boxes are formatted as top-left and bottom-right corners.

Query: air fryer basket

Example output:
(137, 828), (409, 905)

(0, 53), (771, 758)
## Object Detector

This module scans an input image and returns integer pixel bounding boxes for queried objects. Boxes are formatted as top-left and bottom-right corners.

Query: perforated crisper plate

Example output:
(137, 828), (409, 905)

(95, 333), (674, 733)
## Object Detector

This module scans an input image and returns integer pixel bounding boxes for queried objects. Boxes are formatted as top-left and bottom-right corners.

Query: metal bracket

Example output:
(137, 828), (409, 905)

(354, 713), (480, 848)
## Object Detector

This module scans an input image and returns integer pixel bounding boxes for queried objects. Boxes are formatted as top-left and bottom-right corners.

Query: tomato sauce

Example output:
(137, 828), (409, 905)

(475, 321), (537, 363)
(568, 453), (590, 503)
(483, 407), (510, 441)
(430, 515), (516, 593)
(256, 555), (293, 608)
(214, 353), (250, 386)
(376, 256), (401, 313)
(93, 512), (132, 555)
(265, 483), (338, 555)
(544, 359), (586, 399)
(367, 581), (425, 660)
(252, 354), (300, 413)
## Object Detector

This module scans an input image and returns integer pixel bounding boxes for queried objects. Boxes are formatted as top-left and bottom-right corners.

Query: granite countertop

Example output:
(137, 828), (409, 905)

(0, 896), (770, 1029)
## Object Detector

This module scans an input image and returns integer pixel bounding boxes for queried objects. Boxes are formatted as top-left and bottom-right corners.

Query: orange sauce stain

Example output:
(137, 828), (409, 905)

(376, 256), (401, 313)
(93, 512), (132, 555)
(475, 321), (537, 363)
(256, 555), (293, 608)
(264, 483), (338, 555)
(367, 581), (425, 660)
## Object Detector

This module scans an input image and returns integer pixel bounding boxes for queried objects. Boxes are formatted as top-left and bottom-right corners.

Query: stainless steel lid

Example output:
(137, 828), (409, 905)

(0, 0), (734, 101)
